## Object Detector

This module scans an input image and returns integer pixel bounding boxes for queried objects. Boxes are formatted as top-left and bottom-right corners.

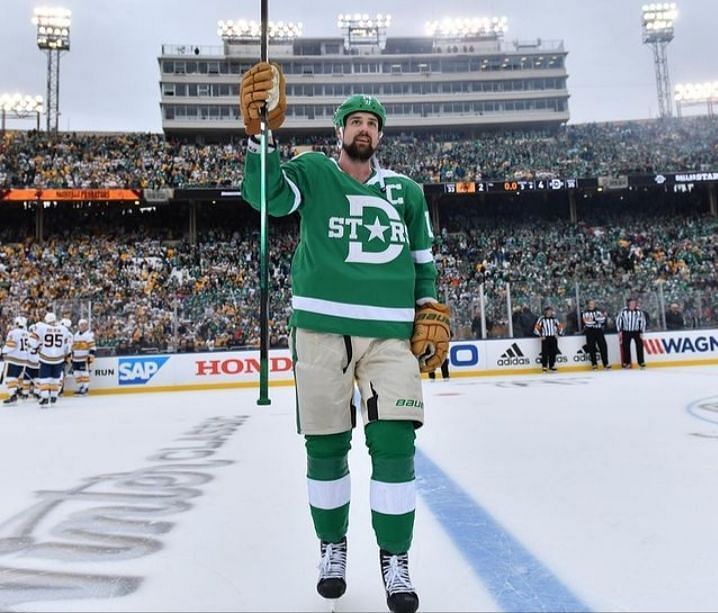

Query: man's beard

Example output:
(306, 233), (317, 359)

(342, 136), (376, 161)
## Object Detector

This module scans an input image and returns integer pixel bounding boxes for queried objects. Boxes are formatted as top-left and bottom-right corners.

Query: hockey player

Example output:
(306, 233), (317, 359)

(241, 65), (450, 613)
(32, 313), (69, 406)
(24, 322), (41, 399)
(2, 316), (29, 404)
(71, 319), (96, 395)
(58, 318), (73, 396)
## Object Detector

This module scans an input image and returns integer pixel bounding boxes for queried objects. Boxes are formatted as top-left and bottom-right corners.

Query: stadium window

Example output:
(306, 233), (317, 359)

(188, 84), (197, 96)
(186, 62), (197, 74)
(175, 84), (187, 96)
(198, 62), (208, 74)
(208, 62), (220, 74)
(198, 84), (209, 97)
(162, 83), (175, 97)
(175, 106), (186, 118)
(220, 63), (229, 74)
(163, 61), (174, 74)
(185, 106), (197, 117)
(164, 106), (175, 120)
(175, 61), (186, 75)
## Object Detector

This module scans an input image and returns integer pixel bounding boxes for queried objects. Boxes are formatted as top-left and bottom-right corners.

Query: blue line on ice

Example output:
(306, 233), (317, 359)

(415, 448), (591, 613)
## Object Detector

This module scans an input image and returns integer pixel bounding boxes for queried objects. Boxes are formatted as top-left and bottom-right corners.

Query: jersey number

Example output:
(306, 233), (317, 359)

(44, 333), (64, 348)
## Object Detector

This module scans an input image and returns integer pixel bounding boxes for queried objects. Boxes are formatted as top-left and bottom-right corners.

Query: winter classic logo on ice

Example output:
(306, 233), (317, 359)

(118, 356), (170, 385)
(328, 194), (408, 264)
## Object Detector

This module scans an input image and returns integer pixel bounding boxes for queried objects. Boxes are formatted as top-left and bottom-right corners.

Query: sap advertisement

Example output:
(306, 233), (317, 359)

(2, 330), (716, 397)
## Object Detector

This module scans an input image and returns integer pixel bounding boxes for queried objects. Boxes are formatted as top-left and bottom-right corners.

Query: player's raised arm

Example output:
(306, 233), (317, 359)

(240, 62), (302, 217)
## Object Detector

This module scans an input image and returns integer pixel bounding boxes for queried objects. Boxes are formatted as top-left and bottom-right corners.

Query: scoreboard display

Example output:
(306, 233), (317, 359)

(443, 178), (579, 194)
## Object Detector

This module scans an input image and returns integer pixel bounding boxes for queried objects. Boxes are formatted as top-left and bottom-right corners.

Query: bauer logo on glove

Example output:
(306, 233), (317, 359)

(239, 61), (287, 135)
(411, 303), (451, 373)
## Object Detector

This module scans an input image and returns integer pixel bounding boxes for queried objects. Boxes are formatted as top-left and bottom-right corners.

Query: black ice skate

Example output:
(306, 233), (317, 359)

(3, 393), (19, 405)
(50, 397), (57, 405)
(317, 537), (347, 600)
(379, 550), (419, 613)
(38, 398), (49, 407)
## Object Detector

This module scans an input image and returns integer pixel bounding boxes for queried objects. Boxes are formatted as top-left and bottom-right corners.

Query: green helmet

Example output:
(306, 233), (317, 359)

(333, 94), (387, 130)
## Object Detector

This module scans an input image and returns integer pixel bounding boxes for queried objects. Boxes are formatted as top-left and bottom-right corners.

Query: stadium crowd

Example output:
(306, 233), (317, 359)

(1, 199), (716, 353)
(1, 115), (717, 188)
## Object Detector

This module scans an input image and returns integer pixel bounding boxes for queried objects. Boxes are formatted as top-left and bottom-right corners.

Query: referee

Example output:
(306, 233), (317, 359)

(582, 299), (611, 370)
(616, 298), (647, 369)
(534, 306), (564, 372)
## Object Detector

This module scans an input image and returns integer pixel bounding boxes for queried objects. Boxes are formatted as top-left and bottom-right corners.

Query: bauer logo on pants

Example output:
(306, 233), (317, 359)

(118, 357), (170, 385)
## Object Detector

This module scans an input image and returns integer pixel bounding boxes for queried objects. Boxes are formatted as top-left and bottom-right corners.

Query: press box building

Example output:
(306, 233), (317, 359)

(158, 15), (570, 138)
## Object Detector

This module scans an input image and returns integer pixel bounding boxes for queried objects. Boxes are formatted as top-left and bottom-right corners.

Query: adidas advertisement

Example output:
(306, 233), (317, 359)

(497, 342), (531, 366)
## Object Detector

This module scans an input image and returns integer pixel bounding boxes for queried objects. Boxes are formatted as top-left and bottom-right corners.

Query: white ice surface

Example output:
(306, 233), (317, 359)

(1, 366), (717, 612)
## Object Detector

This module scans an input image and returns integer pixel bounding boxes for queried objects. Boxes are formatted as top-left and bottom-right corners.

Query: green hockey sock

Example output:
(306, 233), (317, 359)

(365, 420), (416, 554)
(305, 430), (352, 543)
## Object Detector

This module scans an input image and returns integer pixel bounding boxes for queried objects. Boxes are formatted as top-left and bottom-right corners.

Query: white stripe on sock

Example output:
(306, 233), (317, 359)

(370, 479), (416, 515)
(308, 474), (351, 510)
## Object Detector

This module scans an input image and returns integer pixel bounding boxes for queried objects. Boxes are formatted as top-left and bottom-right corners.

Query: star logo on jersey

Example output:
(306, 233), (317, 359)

(365, 216), (389, 242)
(327, 195), (407, 264)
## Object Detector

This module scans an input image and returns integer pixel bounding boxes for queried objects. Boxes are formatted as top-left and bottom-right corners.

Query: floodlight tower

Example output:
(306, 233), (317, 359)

(337, 14), (392, 52)
(641, 3), (678, 118)
(425, 16), (509, 40)
(32, 7), (71, 132)
(675, 82), (718, 117)
(218, 19), (303, 43)
(0, 93), (44, 133)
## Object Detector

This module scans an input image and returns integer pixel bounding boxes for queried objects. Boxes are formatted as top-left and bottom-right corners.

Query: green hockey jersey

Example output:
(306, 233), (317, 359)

(242, 142), (437, 339)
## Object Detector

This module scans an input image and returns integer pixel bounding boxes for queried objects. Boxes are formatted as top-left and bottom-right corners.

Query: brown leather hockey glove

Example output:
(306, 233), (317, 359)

(411, 302), (451, 373)
(240, 61), (287, 135)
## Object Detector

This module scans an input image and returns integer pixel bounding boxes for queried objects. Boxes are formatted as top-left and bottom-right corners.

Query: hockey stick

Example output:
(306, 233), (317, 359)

(256, 0), (271, 406)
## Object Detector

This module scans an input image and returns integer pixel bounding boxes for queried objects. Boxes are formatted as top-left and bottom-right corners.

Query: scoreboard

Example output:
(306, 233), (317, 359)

(438, 178), (579, 194)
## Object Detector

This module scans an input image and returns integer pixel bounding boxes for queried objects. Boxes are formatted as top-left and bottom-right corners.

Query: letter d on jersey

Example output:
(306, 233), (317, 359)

(345, 195), (405, 264)
(118, 357), (170, 385)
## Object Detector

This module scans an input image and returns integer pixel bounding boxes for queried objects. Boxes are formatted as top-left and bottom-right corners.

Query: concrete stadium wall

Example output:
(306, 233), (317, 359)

(2, 329), (717, 398)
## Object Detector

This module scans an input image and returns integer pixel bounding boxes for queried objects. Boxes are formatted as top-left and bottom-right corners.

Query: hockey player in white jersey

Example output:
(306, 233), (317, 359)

(71, 319), (96, 396)
(2, 316), (29, 404)
(32, 313), (70, 407)
(58, 317), (74, 396)
(24, 323), (41, 399)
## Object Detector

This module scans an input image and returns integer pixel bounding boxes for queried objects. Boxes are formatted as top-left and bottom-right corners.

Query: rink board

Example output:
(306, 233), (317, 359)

(2, 329), (718, 397)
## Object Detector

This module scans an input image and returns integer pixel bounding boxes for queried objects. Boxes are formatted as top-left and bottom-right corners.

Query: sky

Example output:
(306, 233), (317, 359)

(0, 0), (715, 132)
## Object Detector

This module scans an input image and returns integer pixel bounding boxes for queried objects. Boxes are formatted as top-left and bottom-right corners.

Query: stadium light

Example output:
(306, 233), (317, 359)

(641, 3), (678, 42)
(218, 20), (303, 41)
(32, 7), (71, 50)
(337, 13), (391, 50)
(0, 94), (44, 133)
(425, 16), (509, 39)
(32, 7), (71, 132)
(674, 81), (718, 117)
(641, 3), (677, 118)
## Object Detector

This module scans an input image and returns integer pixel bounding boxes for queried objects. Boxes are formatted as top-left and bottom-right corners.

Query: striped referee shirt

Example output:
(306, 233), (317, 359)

(616, 308), (646, 333)
(582, 309), (607, 329)
(534, 316), (563, 337)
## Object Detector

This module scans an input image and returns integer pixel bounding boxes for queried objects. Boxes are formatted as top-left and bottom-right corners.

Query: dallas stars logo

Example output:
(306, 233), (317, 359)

(327, 193), (408, 264)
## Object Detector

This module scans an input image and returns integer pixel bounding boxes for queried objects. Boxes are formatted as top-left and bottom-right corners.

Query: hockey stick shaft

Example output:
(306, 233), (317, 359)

(257, 0), (271, 405)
